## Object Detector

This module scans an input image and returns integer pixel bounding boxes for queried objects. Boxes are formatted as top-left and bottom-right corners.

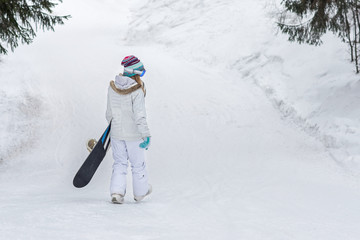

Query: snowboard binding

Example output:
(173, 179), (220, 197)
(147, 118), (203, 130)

(86, 138), (98, 152)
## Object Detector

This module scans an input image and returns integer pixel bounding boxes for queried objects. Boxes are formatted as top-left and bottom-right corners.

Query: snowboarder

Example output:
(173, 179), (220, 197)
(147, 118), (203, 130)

(106, 55), (152, 204)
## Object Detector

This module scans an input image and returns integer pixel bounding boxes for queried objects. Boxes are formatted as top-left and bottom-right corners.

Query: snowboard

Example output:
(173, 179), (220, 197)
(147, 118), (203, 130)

(73, 122), (111, 188)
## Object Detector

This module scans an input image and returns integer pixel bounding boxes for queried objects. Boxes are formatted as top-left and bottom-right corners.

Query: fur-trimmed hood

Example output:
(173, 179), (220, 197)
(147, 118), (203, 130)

(114, 74), (137, 89)
(110, 74), (146, 96)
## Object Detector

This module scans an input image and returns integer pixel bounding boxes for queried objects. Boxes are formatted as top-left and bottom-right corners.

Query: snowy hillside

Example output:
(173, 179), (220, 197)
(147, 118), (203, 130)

(128, 0), (360, 169)
(1, 0), (360, 239)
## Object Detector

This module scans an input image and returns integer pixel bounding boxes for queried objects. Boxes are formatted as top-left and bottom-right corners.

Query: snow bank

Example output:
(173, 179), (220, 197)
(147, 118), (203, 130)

(127, 0), (360, 170)
(235, 33), (360, 169)
(0, 60), (46, 164)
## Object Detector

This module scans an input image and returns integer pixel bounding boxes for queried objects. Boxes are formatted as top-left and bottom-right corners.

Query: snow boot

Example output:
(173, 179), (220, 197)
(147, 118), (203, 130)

(134, 184), (152, 202)
(111, 193), (124, 204)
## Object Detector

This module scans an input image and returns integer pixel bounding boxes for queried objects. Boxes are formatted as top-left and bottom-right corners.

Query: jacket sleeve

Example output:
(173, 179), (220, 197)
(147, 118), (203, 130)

(132, 90), (151, 138)
(105, 88), (113, 123)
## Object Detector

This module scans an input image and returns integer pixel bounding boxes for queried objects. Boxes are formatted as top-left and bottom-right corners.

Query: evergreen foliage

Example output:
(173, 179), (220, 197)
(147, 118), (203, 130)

(0, 0), (70, 54)
(278, 0), (360, 73)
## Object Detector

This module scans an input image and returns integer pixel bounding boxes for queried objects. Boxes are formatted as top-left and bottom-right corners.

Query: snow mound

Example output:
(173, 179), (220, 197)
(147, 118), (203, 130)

(0, 60), (46, 164)
(128, 0), (360, 169)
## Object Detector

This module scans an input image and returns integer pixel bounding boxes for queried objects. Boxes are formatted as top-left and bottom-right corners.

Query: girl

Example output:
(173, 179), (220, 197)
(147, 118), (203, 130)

(106, 55), (152, 204)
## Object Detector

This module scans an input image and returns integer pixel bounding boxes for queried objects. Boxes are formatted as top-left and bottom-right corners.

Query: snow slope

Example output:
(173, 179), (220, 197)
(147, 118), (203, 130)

(128, 0), (360, 169)
(1, 0), (360, 239)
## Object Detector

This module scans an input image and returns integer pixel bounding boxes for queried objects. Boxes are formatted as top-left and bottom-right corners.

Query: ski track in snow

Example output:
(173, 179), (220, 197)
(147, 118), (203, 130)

(1, 0), (360, 239)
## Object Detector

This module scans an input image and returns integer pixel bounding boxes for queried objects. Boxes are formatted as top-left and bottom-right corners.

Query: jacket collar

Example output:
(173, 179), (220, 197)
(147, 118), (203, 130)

(114, 74), (137, 90)
(110, 80), (142, 95)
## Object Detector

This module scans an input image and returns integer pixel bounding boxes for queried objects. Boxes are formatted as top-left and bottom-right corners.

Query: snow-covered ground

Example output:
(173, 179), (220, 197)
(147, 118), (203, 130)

(1, 0), (360, 239)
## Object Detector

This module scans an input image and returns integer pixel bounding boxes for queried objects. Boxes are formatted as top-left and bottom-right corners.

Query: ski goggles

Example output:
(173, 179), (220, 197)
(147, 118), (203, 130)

(124, 68), (146, 77)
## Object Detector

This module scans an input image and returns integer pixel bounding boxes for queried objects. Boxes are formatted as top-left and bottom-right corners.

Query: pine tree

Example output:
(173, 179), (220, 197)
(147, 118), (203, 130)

(0, 0), (70, 54)
(278, 0), (360, 73)
(278, 0), (352, 45)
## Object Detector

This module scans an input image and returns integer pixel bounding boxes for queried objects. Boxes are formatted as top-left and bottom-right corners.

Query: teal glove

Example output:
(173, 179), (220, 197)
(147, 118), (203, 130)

(139, 137), (151, 150)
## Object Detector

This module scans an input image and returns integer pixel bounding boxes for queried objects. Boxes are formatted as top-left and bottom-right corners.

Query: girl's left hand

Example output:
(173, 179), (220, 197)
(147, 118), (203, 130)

(139, 137), (151, 150)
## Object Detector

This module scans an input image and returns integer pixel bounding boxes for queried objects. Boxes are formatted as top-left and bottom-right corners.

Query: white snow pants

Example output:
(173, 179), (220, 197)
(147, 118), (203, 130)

(110, 138), (149, 197)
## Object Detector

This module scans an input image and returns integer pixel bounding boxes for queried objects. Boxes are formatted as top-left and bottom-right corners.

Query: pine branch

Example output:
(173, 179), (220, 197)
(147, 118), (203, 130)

(0, 0), (70, 54)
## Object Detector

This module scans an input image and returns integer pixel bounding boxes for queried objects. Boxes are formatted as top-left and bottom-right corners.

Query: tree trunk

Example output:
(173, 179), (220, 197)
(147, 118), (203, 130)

(345, 8), (354, 62)
(352, 6), (359, 73)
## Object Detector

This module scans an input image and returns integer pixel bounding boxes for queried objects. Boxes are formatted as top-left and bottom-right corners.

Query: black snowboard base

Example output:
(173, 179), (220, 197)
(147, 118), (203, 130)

(73, 122), (111, 188)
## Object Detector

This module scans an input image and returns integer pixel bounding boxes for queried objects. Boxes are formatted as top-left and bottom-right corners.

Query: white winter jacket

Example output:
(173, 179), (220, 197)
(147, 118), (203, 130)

(106, 74), (150, 141)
